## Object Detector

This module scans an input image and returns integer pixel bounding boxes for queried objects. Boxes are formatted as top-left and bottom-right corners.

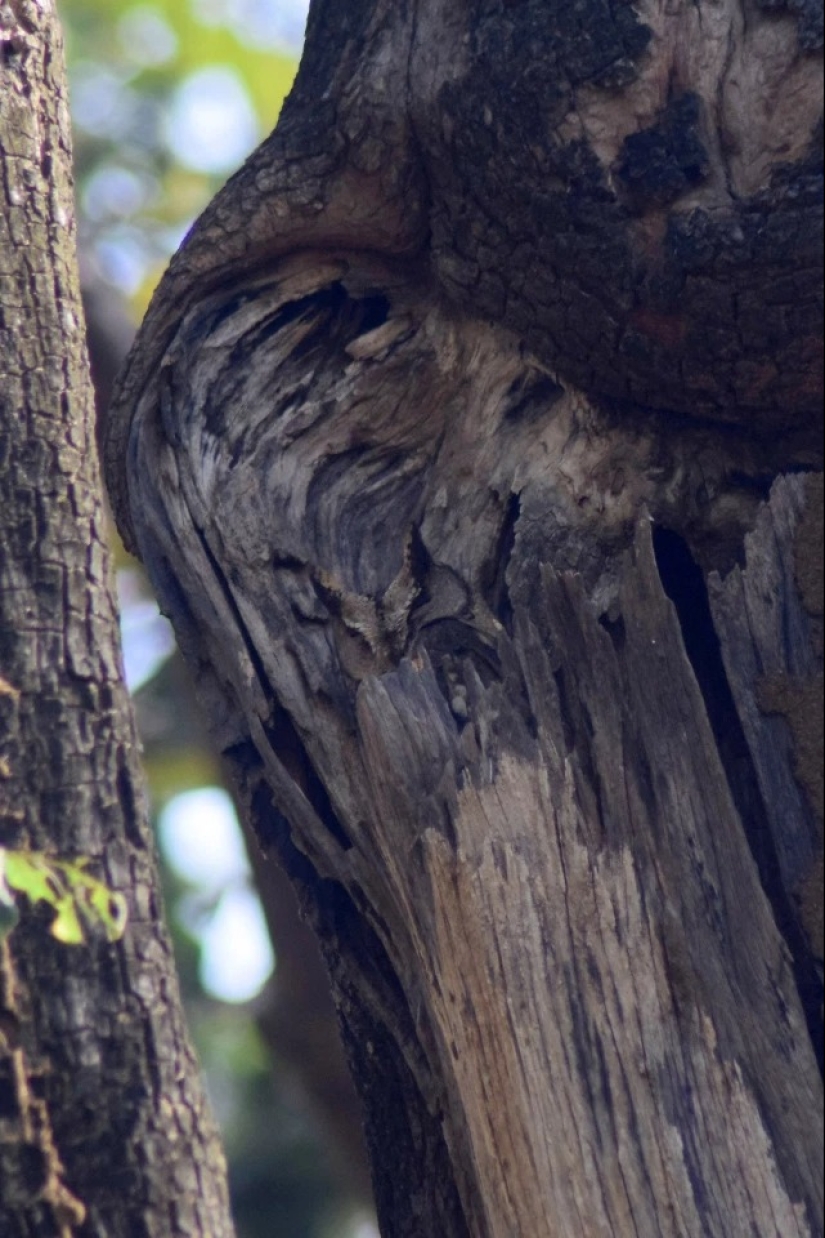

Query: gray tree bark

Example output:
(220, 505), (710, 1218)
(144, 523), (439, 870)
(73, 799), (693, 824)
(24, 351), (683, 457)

(0, 3), (234, 1234)
(105, 2), (823, 1235)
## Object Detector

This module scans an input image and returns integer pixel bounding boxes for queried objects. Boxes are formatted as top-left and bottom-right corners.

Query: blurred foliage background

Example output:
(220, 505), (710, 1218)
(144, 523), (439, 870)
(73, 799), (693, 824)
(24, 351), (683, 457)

(59, 2), (376, 1235)
(67, 0), (300, 310)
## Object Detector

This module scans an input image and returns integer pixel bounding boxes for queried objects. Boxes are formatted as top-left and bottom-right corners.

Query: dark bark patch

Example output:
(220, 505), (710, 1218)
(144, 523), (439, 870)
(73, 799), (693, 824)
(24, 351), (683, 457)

(479, 490), (520, 633)
(309, 878), (474, 1236)
(427, 18), (822, 428)
(597, 609), (626, 654)
(261, 708), (353, 852)
(503, 371), (563, 425)
(18, 1141), (49, 1196)
(476, 0), (651, 96)
(564, 963), (603, 1150)
(0, 1066), (20, 1119)
(244, 748), (471, 1235)
(723, 470), (774, 506)
(653, 524), (780, 869)
(551, 666), (576, 755)
(0, 36), (24, 66)
(615, 94), (710, 211)
(116, 756), (143, 849)
(341, 1004), (472, 1238)
(247, 773), (319, 888)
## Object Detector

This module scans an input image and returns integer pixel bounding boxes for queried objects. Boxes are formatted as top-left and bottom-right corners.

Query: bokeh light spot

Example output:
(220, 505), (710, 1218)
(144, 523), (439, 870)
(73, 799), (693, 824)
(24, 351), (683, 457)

(163, 66), (259, 173)
(118, 6), (179, 67)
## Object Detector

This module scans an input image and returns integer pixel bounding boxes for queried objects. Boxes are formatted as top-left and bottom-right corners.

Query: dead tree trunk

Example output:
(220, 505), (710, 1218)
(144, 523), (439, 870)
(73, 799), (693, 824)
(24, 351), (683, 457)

(0, 4), (233, 1234)
(104, 2), (823, 1235)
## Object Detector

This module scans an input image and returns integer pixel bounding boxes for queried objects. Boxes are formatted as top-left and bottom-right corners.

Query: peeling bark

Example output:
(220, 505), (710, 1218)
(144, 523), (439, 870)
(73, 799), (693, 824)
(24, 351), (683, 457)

(104, 2), (823, 1235)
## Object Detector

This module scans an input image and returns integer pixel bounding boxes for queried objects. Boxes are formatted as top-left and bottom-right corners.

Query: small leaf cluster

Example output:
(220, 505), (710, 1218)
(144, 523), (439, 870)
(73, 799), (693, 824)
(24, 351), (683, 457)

(0, 849), (128, 945)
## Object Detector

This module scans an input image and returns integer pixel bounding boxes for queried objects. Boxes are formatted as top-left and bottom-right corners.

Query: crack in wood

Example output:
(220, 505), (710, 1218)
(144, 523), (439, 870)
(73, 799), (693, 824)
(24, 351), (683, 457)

(653, 523), (824, 1069)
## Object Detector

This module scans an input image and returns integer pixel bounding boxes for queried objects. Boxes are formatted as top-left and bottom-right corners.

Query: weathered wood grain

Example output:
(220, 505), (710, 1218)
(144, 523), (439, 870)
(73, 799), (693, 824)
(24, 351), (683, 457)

(104, 2), (823, 1233)
(114, 254), (822, 1236)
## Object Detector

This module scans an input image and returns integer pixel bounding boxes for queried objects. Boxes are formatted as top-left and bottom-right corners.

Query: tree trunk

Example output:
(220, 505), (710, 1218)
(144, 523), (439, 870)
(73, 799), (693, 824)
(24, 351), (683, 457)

(104, 2), (823, 1235)
(0, 4), (234, 1234)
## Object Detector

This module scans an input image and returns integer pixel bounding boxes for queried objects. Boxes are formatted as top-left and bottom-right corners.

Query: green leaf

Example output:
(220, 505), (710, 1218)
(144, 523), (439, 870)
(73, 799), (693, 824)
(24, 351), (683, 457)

(0, 850), (128, 944)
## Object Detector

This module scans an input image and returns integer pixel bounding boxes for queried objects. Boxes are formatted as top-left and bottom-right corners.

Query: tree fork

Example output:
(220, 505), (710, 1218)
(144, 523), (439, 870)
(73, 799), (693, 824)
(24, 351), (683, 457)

(105, 2), (823, 1235)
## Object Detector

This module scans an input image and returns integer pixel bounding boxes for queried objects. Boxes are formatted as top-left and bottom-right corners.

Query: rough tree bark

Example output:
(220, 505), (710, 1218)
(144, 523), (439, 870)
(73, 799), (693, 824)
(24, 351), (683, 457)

(0, 3), (234, 1234)
(105, 2), (823, 1236)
